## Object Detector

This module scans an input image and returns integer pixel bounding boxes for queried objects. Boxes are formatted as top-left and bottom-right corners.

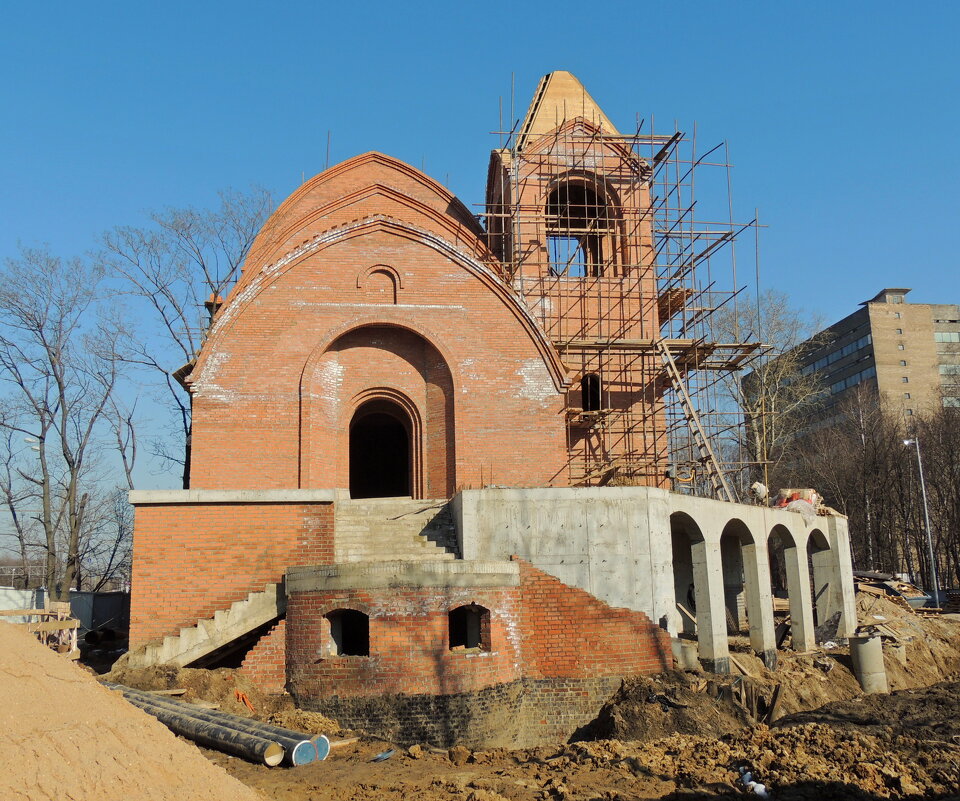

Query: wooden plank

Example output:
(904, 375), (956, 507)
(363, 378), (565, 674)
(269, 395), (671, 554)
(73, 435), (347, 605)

(329, 737), (360, 749)
(0, 609), (48, 617)
(25, 619), (80, 633)
(729, 654), (754, 677)
(765, 684), (783, 725)
(676, 603), (697, 625)
(147, 689), (187, 697)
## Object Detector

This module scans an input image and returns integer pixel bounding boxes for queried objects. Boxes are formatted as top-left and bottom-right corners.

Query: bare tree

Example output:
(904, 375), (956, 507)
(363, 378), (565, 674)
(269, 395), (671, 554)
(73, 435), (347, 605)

(0, 247), (127, 600)
(101, 188), (272, 486)
(715, 289), (830, 489)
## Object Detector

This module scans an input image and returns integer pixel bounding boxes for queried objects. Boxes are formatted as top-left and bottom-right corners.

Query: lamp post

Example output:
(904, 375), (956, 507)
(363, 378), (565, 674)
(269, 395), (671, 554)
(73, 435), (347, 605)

(903, 437), (940, 606)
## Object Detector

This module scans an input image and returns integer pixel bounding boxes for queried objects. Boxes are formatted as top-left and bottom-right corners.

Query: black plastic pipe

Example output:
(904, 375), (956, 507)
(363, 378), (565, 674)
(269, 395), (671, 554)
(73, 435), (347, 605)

(120, 692), (284, 766)
(105, 683), (322, 765)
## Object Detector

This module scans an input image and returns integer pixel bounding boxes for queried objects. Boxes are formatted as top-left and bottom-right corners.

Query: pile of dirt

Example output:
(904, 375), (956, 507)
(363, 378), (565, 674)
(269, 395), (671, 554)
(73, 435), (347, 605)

(267, 708), (342, 738)
(568, 716), (960, 799)
(778, 678), (960, 744)
(0, 621), (262, 801)
(578, 670), (753, 742)
(107, 662), (292, 720)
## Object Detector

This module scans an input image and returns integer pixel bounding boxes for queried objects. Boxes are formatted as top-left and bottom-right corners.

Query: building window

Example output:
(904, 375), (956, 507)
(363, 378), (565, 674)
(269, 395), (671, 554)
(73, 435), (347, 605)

(896, 328), (903, 335)
(895, 312), (902, 319)
(325, 609), (369, 656)
(904, 392), (911, 399)
(448, 604), (490, 651)
(581, 373), (602, 411)
(902, 376), (909, 383)
(934, 332), (960, 343)
(900, 360), (907, 366)
(945, 397), (960, 408)
(891, 295), (903, 304)
(548, 236), (587, 277)
(906, 409), (914, 415)
(546, 181), (616, 277)
(898, 344), (905, 350)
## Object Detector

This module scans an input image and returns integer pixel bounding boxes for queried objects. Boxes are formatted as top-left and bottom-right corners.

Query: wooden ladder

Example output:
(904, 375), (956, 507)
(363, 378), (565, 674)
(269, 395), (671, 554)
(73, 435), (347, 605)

(657, 339), (737, 503)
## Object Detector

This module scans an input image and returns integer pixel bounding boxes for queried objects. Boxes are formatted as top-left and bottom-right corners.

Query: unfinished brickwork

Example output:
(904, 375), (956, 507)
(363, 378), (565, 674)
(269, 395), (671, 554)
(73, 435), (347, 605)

(283, 558), (669, 746)
(126, 71), (857, 747)
(128, 493), (334, 646)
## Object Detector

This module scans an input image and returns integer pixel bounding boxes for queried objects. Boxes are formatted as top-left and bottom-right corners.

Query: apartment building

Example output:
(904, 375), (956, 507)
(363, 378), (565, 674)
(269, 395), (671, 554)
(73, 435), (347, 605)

(799, 288), (960, 416)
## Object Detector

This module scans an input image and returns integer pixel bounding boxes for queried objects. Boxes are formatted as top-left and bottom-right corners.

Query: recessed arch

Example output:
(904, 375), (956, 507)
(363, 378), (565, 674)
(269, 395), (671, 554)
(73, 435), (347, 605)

(357, 265), (400, 304)
(299, 325), (455, 497)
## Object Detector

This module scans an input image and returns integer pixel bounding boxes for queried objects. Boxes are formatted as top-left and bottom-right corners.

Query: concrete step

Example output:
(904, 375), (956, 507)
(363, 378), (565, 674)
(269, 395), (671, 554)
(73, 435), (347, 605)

(127, 582), (285, 668)
(334, 498), (459, 563)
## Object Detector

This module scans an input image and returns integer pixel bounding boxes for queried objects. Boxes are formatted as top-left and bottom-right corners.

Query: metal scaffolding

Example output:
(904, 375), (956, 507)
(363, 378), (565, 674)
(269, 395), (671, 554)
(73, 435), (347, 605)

(484, 105), (763, 500)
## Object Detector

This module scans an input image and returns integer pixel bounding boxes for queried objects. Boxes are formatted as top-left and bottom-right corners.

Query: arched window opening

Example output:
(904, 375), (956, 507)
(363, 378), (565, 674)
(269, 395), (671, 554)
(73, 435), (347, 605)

(326, 609), (369, 656)
(448, 604), (490, 651)
(581, 373), (602, 412)
(546, 182), (616, 277)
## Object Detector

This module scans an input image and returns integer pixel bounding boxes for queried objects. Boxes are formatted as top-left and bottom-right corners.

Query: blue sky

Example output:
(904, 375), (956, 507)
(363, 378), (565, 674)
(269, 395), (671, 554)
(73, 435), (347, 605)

(2, 1), (958, 325)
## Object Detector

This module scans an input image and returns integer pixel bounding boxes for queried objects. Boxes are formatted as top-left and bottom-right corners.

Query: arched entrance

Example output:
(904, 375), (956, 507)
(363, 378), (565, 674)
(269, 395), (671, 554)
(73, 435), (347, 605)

(349, 399), (412, 498)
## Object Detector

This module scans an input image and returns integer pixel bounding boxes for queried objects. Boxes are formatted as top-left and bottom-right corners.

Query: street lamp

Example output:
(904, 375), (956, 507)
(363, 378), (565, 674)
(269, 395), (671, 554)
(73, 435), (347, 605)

(903, 437), (940, 606)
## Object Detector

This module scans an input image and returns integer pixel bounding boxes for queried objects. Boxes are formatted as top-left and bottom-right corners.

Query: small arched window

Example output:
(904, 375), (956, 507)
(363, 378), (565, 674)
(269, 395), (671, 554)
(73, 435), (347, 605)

(325, 609), (369, 656)
(448, 604), (490, 651)
(581, 373), (602, 412)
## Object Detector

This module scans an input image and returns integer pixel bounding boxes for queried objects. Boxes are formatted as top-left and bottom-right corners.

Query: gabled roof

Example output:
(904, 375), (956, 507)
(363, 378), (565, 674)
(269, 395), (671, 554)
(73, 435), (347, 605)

(515, 71), (620, 152)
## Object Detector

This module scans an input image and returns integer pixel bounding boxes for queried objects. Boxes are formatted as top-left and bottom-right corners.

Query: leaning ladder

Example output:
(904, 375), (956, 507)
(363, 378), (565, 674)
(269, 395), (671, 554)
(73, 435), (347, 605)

(656, 340), (737, 503)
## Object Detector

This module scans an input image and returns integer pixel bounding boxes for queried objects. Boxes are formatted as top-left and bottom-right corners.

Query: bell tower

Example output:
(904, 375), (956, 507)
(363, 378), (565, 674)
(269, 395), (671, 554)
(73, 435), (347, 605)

(485, 71), (667, 487)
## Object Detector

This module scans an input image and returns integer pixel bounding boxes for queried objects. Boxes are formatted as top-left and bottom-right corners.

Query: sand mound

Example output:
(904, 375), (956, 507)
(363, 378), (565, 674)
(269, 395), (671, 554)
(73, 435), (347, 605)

(0, 621), (262, 801)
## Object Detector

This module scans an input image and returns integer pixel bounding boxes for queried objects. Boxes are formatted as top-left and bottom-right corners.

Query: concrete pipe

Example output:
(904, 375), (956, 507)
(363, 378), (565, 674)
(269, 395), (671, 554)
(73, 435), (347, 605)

(849, 634), (888, 694)
(106, 683), (319, 766)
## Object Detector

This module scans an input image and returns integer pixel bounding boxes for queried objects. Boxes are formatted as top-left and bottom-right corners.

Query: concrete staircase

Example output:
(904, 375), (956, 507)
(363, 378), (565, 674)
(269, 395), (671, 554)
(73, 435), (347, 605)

(334, 498), (459, 562)
(127, 582), (285, 668)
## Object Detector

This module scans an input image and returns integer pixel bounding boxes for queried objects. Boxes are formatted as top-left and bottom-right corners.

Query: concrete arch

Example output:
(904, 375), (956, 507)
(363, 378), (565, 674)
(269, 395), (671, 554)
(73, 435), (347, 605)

(807, 527), (836, 632)
(670, 511), (729, 673)
(721, 518), (776, 668)
(768, 524), (816, 651)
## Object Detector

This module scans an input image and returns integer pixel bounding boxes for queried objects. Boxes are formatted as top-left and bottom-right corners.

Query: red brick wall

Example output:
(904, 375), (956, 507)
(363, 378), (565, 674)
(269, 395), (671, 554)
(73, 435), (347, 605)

(186, 156), (570, 495)
(283, 558), (670, 700)
(286, 586), (523, 699)
(240, 620), (286, 693)
(515, 559), (672, 678)
(129, 501), (333, 646)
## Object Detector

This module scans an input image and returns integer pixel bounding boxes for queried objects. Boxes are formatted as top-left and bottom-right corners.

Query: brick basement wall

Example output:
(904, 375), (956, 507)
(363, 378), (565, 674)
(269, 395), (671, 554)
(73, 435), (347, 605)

(240, 619), (286, 693)
(286, 585), (523, 700)
(129, 501), (333, 646)
(281, 558), (672, 744)
(301, 675), (624, 749)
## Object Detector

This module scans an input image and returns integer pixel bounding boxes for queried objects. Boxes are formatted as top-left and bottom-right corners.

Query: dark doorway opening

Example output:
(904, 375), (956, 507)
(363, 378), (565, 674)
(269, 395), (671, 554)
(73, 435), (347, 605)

(349, 401), (411, 498)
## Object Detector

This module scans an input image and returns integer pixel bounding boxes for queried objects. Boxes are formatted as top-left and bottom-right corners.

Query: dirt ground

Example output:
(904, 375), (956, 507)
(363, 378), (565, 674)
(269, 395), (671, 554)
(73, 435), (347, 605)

(195, 595), (960, 801)
(9, 592), (959, 800)
(203, 681), (960, 801)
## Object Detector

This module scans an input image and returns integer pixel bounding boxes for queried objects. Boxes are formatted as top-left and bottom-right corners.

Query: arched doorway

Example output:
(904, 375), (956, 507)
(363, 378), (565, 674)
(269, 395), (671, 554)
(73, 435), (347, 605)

(349, 399), (412, 498)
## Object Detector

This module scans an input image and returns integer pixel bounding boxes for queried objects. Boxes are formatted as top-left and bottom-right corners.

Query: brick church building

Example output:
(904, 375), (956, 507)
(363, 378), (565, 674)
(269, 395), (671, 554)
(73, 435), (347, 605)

(127, 72), (856, 746)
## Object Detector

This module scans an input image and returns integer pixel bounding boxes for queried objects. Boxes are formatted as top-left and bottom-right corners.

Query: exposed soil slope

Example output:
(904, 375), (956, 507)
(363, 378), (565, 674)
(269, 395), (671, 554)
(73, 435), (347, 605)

(0, 621), (263, 801)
